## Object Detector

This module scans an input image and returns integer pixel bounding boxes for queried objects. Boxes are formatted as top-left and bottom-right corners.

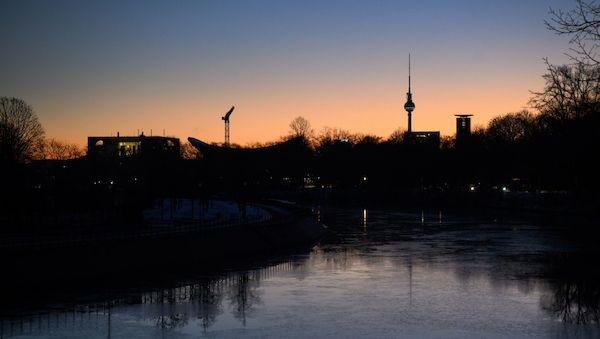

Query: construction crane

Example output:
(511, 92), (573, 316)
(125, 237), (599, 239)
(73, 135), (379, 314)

(222, 106), (234, 147)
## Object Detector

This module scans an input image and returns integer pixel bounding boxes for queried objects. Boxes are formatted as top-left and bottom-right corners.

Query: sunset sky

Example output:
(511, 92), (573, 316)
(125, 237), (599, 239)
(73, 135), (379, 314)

(1, 0), (574, 146)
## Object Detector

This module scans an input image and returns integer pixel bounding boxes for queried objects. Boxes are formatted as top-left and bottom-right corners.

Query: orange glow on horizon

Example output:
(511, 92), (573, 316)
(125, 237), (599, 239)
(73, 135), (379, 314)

(38, 71), (542, 147)
(2, 1), (573, 148)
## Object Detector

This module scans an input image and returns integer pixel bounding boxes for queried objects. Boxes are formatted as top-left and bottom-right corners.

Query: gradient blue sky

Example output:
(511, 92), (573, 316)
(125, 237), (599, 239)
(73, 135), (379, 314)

(1, 0), (574, 145)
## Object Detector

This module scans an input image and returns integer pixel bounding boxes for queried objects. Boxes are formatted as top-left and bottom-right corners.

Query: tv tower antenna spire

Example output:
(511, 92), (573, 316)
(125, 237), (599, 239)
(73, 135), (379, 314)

(409, 53), (412, 93)
(404, 54), (415, 134)
(221, 106), (234, 147)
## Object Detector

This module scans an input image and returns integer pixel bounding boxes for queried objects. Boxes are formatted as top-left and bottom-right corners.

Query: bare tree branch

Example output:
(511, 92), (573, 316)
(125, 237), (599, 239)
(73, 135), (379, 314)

(546, 0), (600, 65)
(38, 138), (84, 160)
(529, 59), (600, 124)
(0, 97), (45, 164)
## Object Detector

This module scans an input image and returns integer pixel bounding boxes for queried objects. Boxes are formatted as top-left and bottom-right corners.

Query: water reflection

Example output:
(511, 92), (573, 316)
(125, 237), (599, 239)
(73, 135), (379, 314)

(543, 280), (600, 324)
(541, 253), (600, 325)
(228, 272), (261, 326)
(407, 256), (413, 306)
(0, 304), (115, 339)
(362, 208), (367, 234)
(197, 280), (224, 330)
(1, 209), (599, 338)
(0, 262), (297, 338)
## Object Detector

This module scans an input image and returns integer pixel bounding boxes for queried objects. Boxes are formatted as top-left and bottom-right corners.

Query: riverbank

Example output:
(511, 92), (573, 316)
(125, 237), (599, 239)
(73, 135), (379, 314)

(0, 199), (326, 301)
(266, 187), (599, 226)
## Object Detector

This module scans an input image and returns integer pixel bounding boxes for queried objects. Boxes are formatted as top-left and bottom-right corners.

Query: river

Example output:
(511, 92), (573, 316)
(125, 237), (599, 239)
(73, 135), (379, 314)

(1, 207), (598, 338)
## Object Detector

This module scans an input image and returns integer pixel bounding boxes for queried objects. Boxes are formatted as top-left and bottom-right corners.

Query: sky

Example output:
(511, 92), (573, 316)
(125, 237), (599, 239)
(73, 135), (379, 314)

(0, 0), (575, 146)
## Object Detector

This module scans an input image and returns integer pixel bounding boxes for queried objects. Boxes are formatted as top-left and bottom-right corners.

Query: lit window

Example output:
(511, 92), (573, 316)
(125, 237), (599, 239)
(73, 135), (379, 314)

(118, 141), (141, 156)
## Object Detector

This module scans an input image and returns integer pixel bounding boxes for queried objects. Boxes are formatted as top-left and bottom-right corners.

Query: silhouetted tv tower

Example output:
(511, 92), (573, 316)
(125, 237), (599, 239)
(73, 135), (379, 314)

(222, 106), (234, 146)
(404, 54), (415, 134)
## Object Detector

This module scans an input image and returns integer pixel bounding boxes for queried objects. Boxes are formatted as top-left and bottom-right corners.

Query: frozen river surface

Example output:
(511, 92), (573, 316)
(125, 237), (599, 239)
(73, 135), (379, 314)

(2, 208), (599, 338)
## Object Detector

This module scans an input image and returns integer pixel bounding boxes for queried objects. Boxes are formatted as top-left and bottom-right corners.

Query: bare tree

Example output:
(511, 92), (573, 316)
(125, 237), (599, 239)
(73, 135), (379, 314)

(547, 0), (600, 65)
(530, 60), (600, 124)
(355, 134), (381, 145)
(387, 128), (407, 144)
(440, 135), (456, 150)
(0, 97), (45, 164)
(289, 116), (313, 138)
(40, 138), (85, 160)
(486, 110), (536, 144)
(318, 126), (354, 143)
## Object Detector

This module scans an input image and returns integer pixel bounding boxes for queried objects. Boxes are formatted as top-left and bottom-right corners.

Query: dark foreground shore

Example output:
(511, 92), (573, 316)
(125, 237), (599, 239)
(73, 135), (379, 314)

(0, 200), (325, 313)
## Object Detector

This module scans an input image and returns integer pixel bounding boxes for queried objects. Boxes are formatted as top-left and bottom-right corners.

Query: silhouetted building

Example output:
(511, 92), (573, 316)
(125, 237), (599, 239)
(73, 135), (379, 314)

(87, 134), (180, 159)
(455, 114), (473, 140)
(402, 55), (440, 149)
(405, 131), (440, 149)
(188, 136), (310, 187)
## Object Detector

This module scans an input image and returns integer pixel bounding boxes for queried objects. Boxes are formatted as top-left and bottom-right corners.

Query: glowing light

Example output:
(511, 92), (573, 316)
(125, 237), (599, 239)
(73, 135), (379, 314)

(118, 141), (141, 156)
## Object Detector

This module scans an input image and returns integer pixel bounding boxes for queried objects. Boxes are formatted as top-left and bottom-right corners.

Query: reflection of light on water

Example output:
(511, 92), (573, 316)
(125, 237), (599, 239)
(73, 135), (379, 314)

(363, 209), (368, 233)
(316, 208), (321, 223)
(421, 210), (424, 225)
(439, 210), (442, 224)
(408, 259), (413, 306)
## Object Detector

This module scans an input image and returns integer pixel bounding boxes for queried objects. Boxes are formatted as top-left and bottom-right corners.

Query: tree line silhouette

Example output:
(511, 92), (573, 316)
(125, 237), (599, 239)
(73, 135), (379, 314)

(1, 59), (599, 232)
(2, 0), (600, 231)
